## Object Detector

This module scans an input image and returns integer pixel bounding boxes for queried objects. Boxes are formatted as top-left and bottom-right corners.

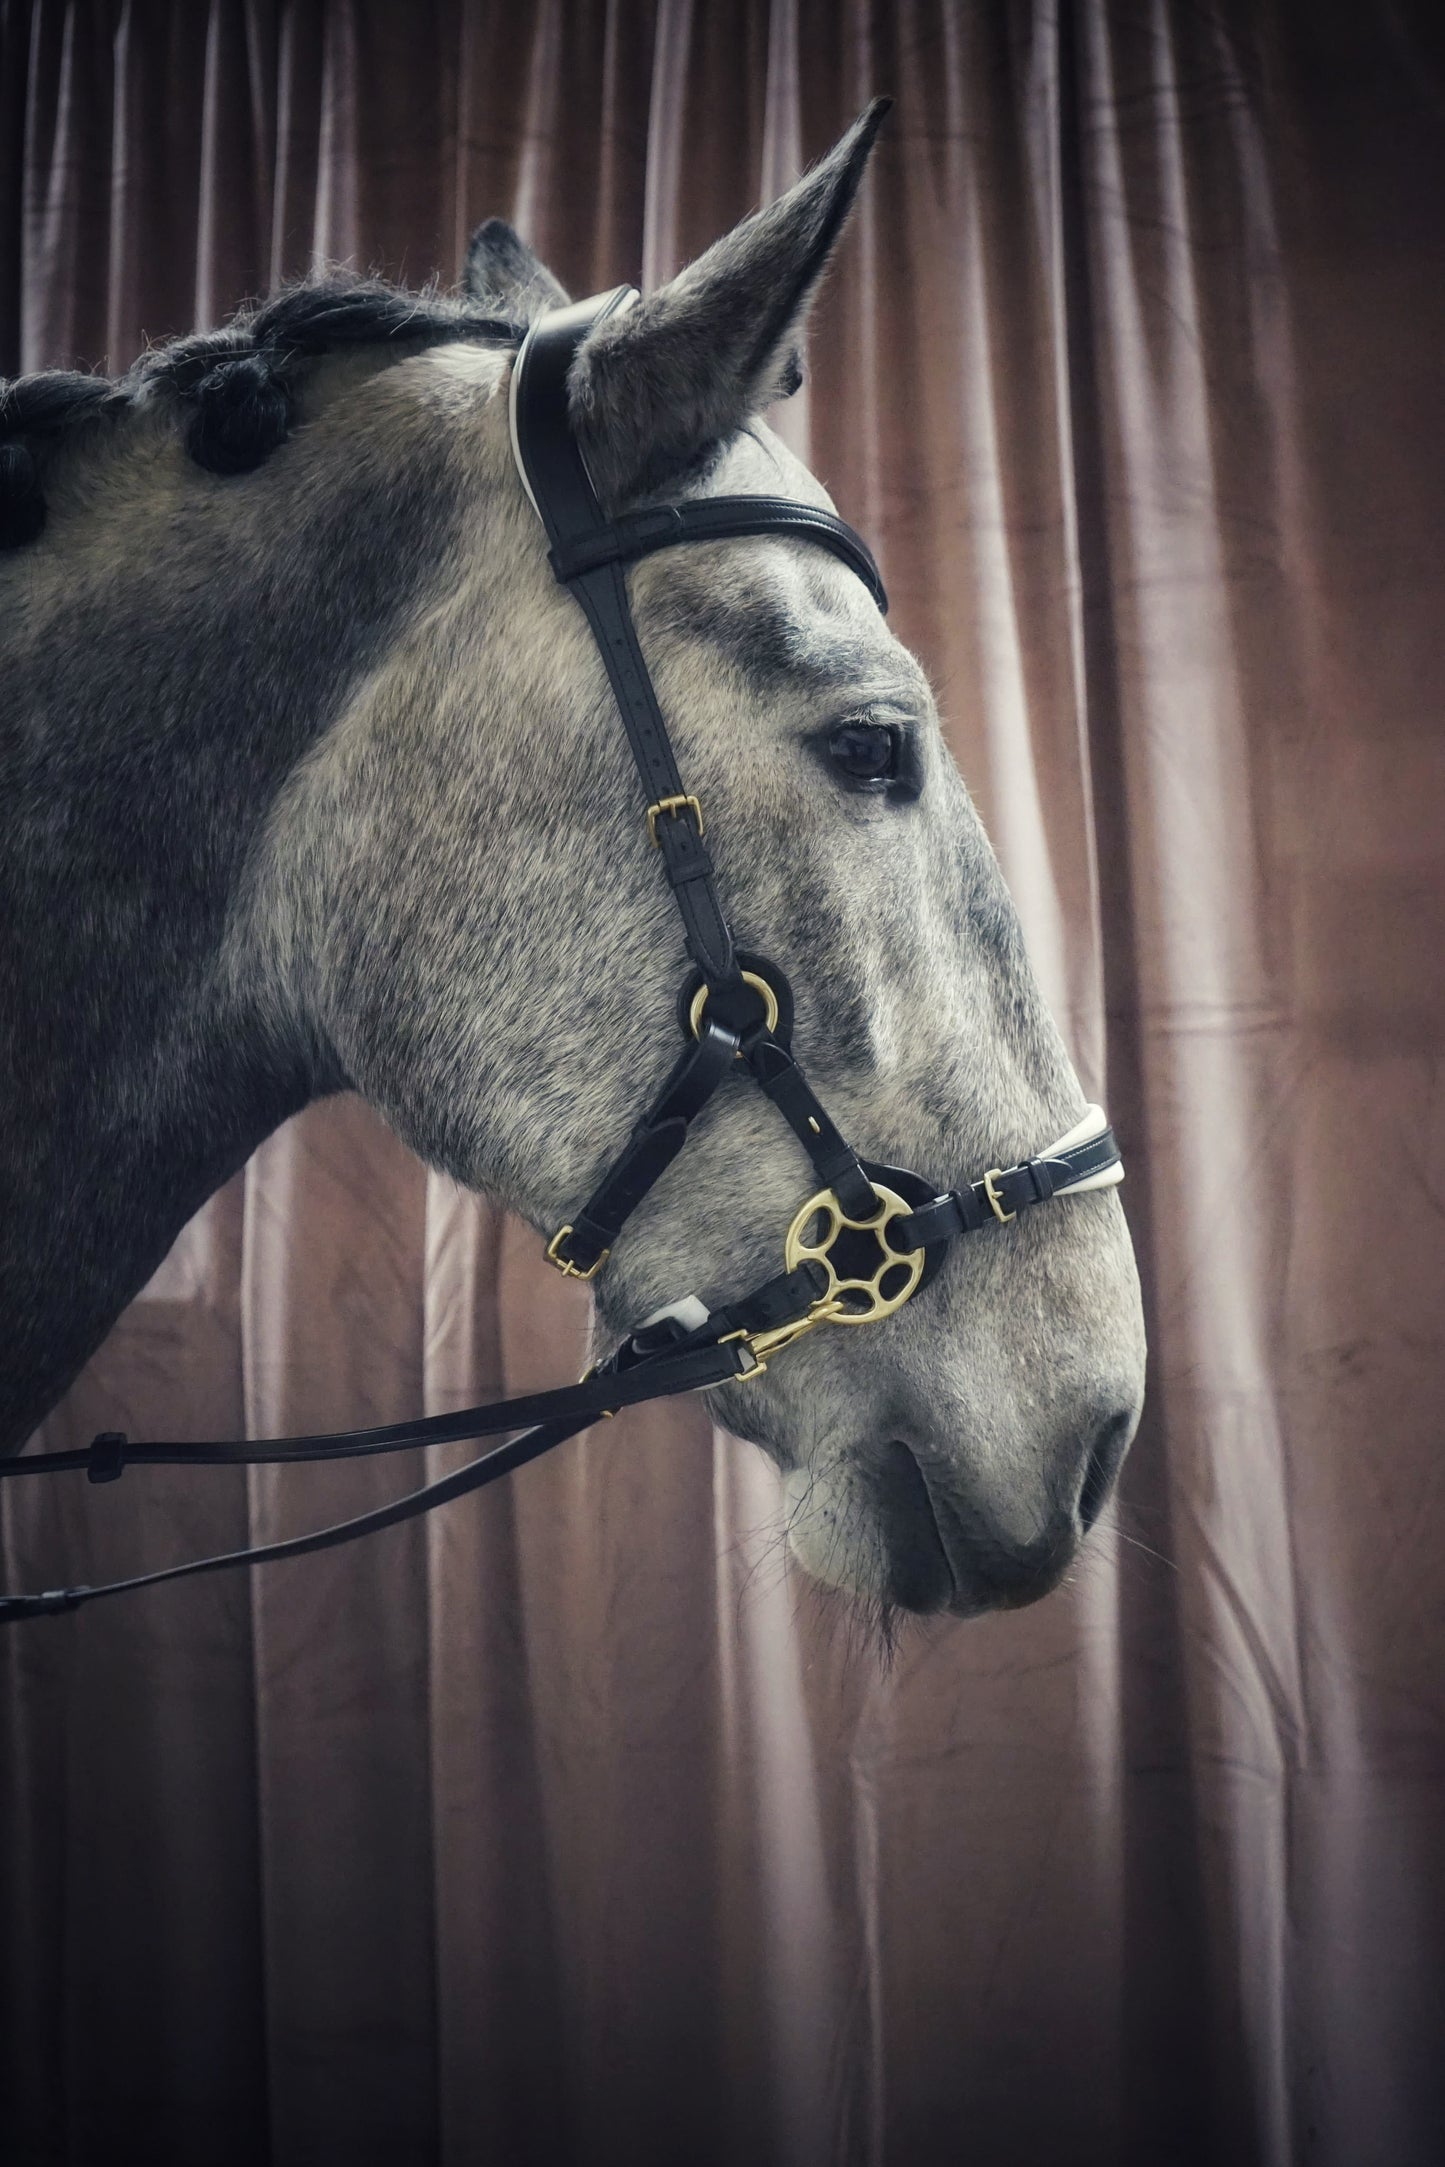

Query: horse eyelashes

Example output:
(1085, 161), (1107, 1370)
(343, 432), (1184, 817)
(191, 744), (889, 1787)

(819, 720), (922, 801)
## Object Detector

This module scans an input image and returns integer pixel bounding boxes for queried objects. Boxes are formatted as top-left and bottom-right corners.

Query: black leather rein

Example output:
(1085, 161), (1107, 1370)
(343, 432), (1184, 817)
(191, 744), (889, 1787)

(0, 287), (1122, 1623)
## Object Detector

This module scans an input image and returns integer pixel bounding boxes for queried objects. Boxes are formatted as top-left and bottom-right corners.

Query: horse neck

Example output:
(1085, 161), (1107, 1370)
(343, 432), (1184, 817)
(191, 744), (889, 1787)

(0, 385), (475, 1445)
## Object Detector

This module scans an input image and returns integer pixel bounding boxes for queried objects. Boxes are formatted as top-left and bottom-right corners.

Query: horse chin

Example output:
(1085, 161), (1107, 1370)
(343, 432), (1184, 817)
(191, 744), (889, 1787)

(781, 1460), (959, 1617)
(724, 1398), (978, 1616)
(780, 1449), (1086, 1620)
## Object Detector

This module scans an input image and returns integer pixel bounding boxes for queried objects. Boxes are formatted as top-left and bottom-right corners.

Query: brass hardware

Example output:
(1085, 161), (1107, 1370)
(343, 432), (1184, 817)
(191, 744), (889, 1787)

(784, 1183), (925, 1325)
(546, 1225), (609, 1281)
(646, 794), (704, 847)
(807, 1116), (821, 1134)
(982, 1170), (1016, 1226)
(688, 970), (780, 1042)
(724, 1298), (844, 1377)
(727, 1181), (925, 1375)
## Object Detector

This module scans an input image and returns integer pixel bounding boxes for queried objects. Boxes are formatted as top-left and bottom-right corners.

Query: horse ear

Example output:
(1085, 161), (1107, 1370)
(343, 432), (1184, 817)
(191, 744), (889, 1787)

(569, 98), (889, 507)
(462, 220), (569, 321)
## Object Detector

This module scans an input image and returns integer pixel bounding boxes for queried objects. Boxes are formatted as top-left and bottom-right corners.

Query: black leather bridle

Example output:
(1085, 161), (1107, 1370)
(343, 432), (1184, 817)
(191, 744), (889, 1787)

(0, 290), (1122, 1623)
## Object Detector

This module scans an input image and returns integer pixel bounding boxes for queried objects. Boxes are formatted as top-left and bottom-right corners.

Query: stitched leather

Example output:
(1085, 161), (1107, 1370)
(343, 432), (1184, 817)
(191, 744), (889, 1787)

(743, 1035), (877, 1219)
(597, 1262), (830, 1374)
(0, 1338), (755, 1622)
(513, 297), (746, 986)
(893, 1128), (1122, 1250)
(0, 1336), (754, 1488)
(549, 497), (887, 614)
(508, 287), (633, 541)
(550, 1018), (739, 1272)
(565, 559), (737, 981)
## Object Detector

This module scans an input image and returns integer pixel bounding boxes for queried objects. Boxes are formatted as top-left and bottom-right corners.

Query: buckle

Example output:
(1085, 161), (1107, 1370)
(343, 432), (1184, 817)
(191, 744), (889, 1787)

(723, 1302), (840, 1378)
(982, 1170), (1016, 1226)
(646, 794), (704, 847)
(545, 1225), (609, 1281)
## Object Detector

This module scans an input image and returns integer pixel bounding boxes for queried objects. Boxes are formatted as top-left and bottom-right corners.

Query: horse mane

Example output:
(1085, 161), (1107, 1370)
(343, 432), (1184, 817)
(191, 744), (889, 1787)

(0, 271), (525, 549)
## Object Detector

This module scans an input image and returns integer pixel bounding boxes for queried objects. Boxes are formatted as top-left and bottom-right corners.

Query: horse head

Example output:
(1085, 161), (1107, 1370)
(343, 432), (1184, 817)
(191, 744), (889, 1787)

(240, 106), (1145, 1614)
(1, 105), (1144, 1618)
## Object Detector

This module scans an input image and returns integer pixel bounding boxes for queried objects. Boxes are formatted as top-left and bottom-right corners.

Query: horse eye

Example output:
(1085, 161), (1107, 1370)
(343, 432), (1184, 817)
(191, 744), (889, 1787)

(826, 720), (900, 788)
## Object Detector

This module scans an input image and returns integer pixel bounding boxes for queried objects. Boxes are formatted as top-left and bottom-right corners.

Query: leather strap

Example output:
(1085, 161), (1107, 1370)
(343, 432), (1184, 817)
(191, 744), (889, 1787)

(0, 1335), (758, 1486)
(565, 558), (736, 981)
(0, 1333), (767, 1623)
(508, 295), (885, 613)
(594, 1262), (829, 1374)
(0, 1418), (594, 1620)
(507, 288), (635, 537)
(742, 1034), (878, 1220)
(549, 1016), (739, 1276)
(511, 291), (744, 985)
(892, 1127), (1123, 1250)
(548, 498), (887, 614)
(0, 1270), (833, 1623)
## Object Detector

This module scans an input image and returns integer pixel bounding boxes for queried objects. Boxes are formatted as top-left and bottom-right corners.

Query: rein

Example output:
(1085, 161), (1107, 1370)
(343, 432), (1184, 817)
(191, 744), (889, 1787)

(0, 289), (1122, 1624)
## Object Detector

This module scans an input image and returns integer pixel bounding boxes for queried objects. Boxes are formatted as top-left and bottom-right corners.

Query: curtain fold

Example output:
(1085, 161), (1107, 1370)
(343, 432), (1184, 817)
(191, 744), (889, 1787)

(3, 5), (1442, 2163)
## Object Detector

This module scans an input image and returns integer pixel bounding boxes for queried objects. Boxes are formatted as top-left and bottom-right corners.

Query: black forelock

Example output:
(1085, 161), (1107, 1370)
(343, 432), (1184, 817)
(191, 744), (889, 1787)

(0, 269), (526, 544)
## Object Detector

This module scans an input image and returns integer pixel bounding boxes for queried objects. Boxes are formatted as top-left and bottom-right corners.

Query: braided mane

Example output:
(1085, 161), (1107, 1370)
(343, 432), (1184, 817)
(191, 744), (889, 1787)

(0, 272), (524, 548)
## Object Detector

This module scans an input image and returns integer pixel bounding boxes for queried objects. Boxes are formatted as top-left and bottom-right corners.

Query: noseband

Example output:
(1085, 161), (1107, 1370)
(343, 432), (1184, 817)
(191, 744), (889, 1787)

(0, 290), (1122, 1623)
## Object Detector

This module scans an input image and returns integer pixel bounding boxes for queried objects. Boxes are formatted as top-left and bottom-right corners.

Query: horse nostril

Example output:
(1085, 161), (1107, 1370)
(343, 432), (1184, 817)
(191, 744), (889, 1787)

(1078, 1408), (1133, 1532)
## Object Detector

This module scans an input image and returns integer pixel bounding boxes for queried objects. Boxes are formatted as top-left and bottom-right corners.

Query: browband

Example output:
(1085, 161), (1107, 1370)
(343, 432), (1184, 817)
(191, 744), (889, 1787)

(508, 288), (886, 608)
(546, 499), (887, 612)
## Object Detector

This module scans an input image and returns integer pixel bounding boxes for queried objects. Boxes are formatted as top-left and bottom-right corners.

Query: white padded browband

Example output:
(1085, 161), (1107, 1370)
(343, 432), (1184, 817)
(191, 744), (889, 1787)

(1041, 1103), (1124, 1196)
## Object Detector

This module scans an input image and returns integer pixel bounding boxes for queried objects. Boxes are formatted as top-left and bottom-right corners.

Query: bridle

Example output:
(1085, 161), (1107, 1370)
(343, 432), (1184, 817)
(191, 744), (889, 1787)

(0, 290), (1123, 1624)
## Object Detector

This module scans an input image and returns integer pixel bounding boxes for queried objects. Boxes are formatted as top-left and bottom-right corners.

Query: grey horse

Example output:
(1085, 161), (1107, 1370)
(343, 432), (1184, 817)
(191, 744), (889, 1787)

(0, 105), (1145, 1617)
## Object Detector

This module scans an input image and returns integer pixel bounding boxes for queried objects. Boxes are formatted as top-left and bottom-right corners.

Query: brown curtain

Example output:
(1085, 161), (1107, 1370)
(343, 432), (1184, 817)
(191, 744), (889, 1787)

(3, 4), (1443, 2163)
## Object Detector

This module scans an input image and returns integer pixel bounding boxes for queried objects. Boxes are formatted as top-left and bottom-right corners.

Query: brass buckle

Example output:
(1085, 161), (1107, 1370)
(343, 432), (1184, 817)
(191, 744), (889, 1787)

(783, 1183), (925, 1326)
(546, 1225), (609, 1281)
(982, 1170), (1015, 1226)
(688, 969), (780, 1043)
(724, 1298), (842, 1378)
(646, 794), (704, 847)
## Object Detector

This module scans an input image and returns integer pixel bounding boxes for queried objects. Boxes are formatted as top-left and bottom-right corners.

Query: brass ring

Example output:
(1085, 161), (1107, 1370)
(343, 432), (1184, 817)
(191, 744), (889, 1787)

(689, 970), (780, 1042)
